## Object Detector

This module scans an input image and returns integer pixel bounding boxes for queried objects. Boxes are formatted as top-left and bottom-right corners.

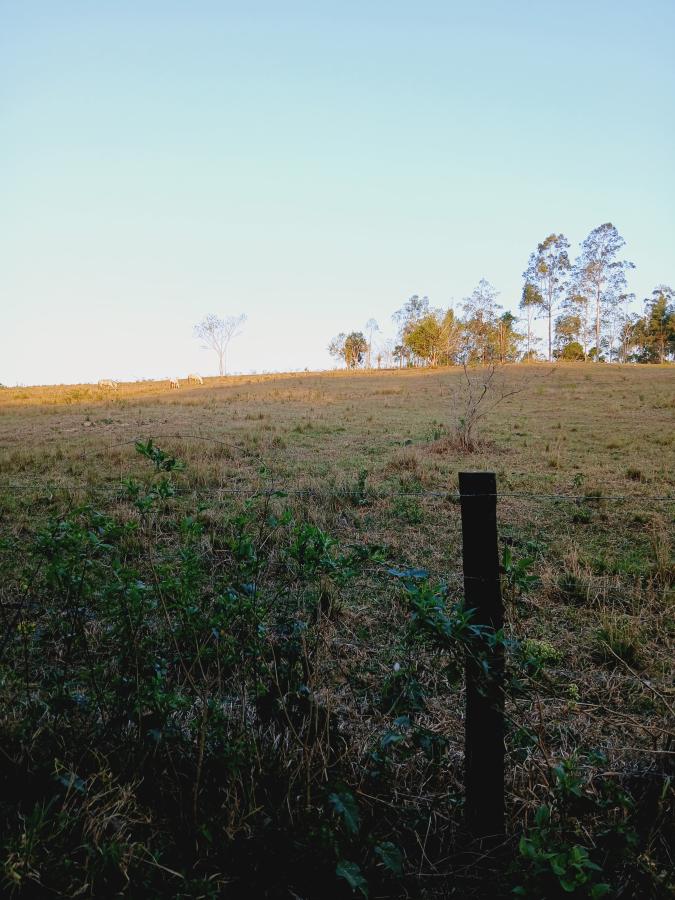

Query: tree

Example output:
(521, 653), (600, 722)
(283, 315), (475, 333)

(495, 312), (522, 362)
(194, 313), (247, 376)
(392, 343), (407, 368)
(604, 292), (634, 362)
(523, 233), (571, 363)
(439, 308), (464, 365)
(573, 224), (634, 363)
(462, 279), (502, 364)
(403, 309), (463, 367)
(558, 341), (585, 361)
(328, 333), (347, 365)
(393, 295), (430, 365)
(380, 338), (395, 368)
(393, 295), (430, 331)
(328, 331), (368, 368)
(453, 363), (550, 451)
(634, 285), (675, 363)
(564, 292), (593, 360)
(344, 332), (368, 368)
(364, 318), (380, 368)
(618, 313), (641, 363)
(553, 313), (584, 360)
(519, 283), (542, 359)
(404, 313), (443, 366)
(554, 313), (581, 353)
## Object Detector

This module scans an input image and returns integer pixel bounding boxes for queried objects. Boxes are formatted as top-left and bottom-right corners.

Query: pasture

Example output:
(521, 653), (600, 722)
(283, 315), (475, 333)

(0, 364), (673, 898)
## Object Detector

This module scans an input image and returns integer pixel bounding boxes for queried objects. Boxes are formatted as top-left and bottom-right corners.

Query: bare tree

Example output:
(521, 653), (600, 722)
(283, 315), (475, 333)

(381, 338), (394, 368)
(364, 318), (380, 368)
(454, 363), (555, 452)
(194, 314), (246, 376)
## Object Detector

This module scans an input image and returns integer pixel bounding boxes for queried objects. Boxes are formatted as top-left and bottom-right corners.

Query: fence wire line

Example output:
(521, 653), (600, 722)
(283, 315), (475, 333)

(3, 480), (675, 504)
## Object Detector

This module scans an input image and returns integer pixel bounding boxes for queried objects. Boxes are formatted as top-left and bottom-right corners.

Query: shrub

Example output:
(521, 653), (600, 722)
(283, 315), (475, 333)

(558, 341), (585, 361)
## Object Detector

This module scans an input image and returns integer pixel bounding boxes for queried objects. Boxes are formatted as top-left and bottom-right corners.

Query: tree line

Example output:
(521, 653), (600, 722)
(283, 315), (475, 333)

(329, 224), (675, 368)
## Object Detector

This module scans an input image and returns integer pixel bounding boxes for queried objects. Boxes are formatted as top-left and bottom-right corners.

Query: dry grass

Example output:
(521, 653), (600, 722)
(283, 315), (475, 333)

(0, 362), (673, 897)
(1, 362), (673, 700)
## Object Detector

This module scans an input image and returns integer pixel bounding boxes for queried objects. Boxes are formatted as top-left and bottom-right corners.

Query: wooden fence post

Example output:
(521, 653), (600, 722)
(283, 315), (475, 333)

(459, 471), (505, 839)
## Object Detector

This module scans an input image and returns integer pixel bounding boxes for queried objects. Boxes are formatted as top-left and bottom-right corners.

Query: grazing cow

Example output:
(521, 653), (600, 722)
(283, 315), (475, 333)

(98, 379), (118, 390)
(187, 373), (204, 385)
(170, 377), (180, 390)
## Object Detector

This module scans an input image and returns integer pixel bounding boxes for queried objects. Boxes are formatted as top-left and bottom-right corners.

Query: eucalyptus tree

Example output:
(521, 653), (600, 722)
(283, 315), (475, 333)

(564, 292), (593, 359)
(519, 282), (542, 359)
(573, 224), (634, 361)
(619, 314), (641, 363)
(605, 292), (635, 362)
(393, 294), (430, 331)
(523, 233), (571, 362)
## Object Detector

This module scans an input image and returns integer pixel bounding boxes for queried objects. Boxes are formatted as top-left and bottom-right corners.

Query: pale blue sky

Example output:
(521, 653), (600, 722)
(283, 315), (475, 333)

(2, 1), (674, 385)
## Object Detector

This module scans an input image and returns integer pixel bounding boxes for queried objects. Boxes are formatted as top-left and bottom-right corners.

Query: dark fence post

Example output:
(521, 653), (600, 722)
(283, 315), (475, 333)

(459, 471), (505, 839)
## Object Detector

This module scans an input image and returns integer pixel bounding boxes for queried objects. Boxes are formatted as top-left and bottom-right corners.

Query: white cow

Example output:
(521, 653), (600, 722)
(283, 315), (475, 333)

(187, 373), (204, 385)
(169, 377), (180, 390)
(98, 379), (118, 390)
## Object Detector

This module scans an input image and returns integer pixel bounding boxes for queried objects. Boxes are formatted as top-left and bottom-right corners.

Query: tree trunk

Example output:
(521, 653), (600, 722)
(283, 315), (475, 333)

(595, 289), (601, 362)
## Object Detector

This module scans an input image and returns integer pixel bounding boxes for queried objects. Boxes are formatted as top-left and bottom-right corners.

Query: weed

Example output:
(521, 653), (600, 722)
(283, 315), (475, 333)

(625, 467), (644, 481)
(392, 496), (424, 524)
(518, 638), (563, 675)
(594, 615), (644, 669)
(557, 573), (588, 605)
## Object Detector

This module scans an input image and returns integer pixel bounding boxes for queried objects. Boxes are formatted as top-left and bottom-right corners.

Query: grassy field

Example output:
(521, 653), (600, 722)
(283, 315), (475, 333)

(0, 363), (673, 898)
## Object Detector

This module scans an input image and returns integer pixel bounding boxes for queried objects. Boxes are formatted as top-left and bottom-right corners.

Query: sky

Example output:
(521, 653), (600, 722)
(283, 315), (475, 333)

(1, 0), (674, 385)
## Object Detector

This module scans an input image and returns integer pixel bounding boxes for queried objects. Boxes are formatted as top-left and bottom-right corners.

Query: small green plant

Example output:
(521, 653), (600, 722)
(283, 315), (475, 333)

(571, 505), (592, 524)
(134, 438), (185, 472)
(392, 495), (424, 524)
(513, 755), (639, 899)
(518, 638), (563, 676)
(516, 804), (609, 898)
(502, 545), (539, 601)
